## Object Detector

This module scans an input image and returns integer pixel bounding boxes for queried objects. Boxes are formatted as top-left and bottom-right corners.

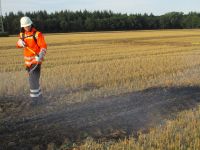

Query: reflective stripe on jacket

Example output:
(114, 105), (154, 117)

(16, 27), (47, 67)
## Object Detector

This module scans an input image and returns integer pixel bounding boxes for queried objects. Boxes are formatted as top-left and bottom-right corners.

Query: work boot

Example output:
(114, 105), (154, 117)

(30, 95), (46, 107)
(30, 99), (39, 107)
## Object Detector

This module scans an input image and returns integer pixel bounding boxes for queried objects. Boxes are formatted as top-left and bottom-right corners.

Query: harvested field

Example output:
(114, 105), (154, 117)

(1, 29), (200, 149)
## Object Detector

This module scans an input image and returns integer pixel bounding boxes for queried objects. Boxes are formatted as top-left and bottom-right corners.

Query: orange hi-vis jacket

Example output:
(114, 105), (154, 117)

(17, 28), (47, 67)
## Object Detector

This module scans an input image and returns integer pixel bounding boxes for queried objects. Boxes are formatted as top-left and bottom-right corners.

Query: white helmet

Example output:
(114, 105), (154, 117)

(20, 16), (33, 27)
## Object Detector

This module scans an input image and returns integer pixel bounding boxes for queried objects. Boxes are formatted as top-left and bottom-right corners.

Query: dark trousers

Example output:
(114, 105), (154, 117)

(26, 64), (42, 100)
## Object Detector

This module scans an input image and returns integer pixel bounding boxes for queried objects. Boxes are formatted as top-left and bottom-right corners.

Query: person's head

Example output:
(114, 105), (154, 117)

(20, 16), (33, 32)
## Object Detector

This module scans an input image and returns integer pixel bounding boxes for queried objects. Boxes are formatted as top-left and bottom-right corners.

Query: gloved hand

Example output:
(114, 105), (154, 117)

(35, 55), (41, 62)
(39, 49), (46, 58)
(17, 39), (26, 47)
(35, 49), (46, 62)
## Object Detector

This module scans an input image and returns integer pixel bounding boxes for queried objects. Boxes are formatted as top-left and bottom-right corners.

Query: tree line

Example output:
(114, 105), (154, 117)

(3, 10), (200, 34)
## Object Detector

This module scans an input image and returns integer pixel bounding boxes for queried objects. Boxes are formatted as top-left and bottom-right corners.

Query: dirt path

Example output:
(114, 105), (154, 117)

(1, 86), (200, 149)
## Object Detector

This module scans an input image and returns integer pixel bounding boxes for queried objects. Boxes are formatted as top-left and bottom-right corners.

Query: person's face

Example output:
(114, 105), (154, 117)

(24, 25), (31, 32)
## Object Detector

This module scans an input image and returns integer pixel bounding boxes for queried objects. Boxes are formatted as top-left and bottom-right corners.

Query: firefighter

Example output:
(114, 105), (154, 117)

(16, 16), (47, 106)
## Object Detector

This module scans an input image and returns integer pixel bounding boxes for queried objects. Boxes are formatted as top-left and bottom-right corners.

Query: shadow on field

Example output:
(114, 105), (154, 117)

(0, 85), (200, 149)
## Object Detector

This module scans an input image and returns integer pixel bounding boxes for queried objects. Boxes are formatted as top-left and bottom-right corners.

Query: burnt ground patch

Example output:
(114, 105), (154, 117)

(0, 86), (200, 149)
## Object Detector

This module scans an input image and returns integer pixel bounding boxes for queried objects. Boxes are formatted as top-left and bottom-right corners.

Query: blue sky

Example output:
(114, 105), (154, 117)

(2, 0), (200, 16)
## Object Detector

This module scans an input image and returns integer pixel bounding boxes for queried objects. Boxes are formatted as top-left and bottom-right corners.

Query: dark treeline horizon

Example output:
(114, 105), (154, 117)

(3, 10), (200, 34)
